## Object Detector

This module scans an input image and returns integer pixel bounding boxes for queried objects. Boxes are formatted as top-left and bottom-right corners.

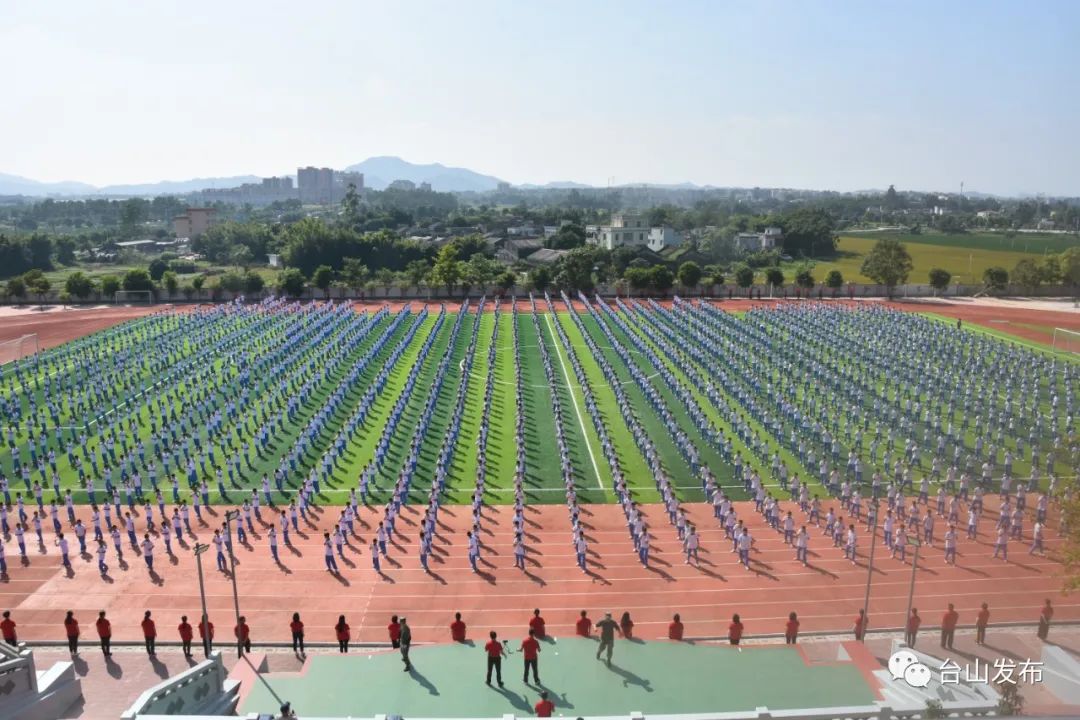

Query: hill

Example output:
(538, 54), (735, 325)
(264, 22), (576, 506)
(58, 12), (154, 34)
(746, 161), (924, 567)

(345, 156), (504, 192)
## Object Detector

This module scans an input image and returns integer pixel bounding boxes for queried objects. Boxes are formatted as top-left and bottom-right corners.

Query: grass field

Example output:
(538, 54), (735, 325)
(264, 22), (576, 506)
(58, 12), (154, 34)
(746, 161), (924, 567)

(0, 299), (1074, 510)
(791, 234), (1065, 285)
(844, 230), (1079, 255)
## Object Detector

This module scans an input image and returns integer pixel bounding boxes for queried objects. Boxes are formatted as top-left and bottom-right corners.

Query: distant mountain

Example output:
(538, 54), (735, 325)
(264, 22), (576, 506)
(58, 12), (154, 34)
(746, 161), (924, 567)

(99, 176), (261, 196)
(0, 172), (262, 197)
(517, 181), (594, 190)
(0, 172), (96, 196)
(345, 156), (503, 192)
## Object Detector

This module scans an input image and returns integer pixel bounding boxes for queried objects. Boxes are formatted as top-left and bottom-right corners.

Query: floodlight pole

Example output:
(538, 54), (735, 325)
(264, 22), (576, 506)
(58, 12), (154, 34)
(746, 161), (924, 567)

(193, 543), (211, 658)
(860, 499), (880, 642)
(225, 510), (242, 654)
(903, 535), (921, 638)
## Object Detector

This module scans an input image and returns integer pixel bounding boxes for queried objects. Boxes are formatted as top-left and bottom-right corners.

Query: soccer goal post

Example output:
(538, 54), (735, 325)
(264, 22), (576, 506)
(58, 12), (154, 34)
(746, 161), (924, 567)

(113, 290), (154, 305)
(0, 333), (40, 371)
(1052, 327), (1080, 355)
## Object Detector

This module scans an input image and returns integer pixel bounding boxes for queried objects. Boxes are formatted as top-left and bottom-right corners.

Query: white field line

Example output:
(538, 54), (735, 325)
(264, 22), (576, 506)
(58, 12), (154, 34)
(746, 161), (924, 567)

(544, 312), (605, 491)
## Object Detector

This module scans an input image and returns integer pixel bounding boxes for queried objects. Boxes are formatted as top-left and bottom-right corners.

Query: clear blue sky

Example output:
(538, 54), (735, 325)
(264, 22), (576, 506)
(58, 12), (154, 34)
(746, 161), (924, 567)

(2, 0), (1078, 195)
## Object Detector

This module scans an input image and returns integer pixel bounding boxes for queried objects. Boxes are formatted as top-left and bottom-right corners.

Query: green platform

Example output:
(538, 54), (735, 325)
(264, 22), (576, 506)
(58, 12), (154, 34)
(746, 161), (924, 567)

(240, 638), (876, 717)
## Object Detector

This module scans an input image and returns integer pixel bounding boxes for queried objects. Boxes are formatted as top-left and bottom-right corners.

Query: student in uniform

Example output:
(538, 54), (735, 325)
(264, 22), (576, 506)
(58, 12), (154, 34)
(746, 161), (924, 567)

(335, 615), (351, 654)
(484, 630), (505, 686)
(178, 616), (194, 658)
(141, 611), (157, 656)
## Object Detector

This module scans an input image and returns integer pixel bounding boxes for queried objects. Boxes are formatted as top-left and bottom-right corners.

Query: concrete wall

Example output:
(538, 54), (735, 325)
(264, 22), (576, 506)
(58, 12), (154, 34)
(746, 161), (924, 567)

(120, 652), (239, 719)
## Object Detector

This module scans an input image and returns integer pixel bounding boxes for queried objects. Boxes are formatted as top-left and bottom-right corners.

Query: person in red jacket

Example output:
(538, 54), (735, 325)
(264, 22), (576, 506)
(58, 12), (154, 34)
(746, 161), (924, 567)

(484, 630), (505, 686)
(290, 612), (305, 657)
(388, 615), (401, 649)
(450, 612), (467, 642)
(940, 604), (959, 650)
(785, 612), (800, 644)
(141, 610), (157, 656)
(905, 608), (921, 648)
(235, 616), (251, 656)
(95, 611), (112, 658)
(728, 614), (744, 646)
(534, 690), (555, 718)
(1037, 599), (1054, 640)
(619, 611), (634, 639)
(854, 610), (868, 641)
(975, 603), (990, 645)
(178, 616), (194, 658)
(1, 611), (16, 647)
(199, 617), (215, 654)
(335, 615), (351, 654)
(575, 610), (592, 637)
(529, 609), (546, 639)
(668, 614), (684, 641)
(64, 611), (80, 656)
(520, 628), (541, 684)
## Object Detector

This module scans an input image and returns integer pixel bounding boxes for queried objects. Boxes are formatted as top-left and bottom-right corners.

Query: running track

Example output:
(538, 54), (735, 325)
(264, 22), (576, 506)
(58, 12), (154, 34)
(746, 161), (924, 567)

(1, 497), (1072, 645)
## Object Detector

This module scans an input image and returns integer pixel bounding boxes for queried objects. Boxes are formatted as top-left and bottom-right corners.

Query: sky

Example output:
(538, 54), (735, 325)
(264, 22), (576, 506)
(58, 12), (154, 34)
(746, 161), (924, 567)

(2, 0), (1079, 196)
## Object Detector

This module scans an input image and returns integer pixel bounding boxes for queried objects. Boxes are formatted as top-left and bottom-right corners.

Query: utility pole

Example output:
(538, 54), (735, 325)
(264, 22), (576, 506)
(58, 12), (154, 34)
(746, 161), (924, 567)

(903, 534), (922, 645)
(224, 510), (242, 655)
(193, 543), (211, 658)
(860, 499), (880, 642)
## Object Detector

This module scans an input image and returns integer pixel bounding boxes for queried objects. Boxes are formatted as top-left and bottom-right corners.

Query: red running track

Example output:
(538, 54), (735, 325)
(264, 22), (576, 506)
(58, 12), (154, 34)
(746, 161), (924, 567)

(0, 496), (1072, 646)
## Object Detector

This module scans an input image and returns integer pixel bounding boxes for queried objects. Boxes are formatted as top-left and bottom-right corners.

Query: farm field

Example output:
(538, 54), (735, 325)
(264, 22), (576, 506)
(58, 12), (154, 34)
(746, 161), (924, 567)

(844, 230), (1079, 255)
(797, 234), (1070, 285)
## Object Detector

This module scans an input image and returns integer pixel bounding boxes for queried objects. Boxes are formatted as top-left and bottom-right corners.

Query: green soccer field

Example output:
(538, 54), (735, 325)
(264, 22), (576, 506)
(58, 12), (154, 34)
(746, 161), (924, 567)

(0, 298), (1074, 508)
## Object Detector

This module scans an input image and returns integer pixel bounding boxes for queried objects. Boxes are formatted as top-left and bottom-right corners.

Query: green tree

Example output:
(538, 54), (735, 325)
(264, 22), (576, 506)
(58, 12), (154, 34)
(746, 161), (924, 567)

(120, 198), (145, 237)
(100, 275), (121, 298)
(982, 266), (1009, 293)
(546, 223), (586, 250)
(778, 207), (837, 256)
(341, 183), (361, 228)
(1039, 255), (1062, 285)
(23, 270), (50, 306)
(161, 271), (179, 295)
(430, 245), (462, 294)
(928, 268), (952, 295)
(1061, 246), (1080, 296)
(405, 260), (429, 290)
(5, 276), (26, 303)
(217, 272), (245, 293)
(625, 266), (652, 292)
(795, 267), (814, 290)
(765, 267), (784, 291)
(191, 275), (206, 292)
(1010, 259), (1041, 293)
(243, 272), (265, 295)
(530, 267), (552, 292)
(497, 271), (517, 294)
(312, 265), (334, 298)
(376, 267), (396, 294)
(342, 258), (369, 289)
(860, 238), (913, 297)
(230, 245), (254, 270)
(122, 268), (154, 292)
(677, 261), (702, 291)
(277, 268), (306, 297)
(55, 236), (77, 265)
(825, 270), (844, 295)
(148, 257), (169, 281)
(650, 265), (675, 294)
(734, 264), (755, 295)
(64, 271), (95, 299)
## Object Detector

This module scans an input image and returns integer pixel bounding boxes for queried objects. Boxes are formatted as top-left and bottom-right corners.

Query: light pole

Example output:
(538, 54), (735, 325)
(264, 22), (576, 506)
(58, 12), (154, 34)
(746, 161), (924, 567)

(860, 499), (880, 642)
(193, 543), (211, 658)
(224, 510), (242, 655)
(903, 533), (922, 643)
